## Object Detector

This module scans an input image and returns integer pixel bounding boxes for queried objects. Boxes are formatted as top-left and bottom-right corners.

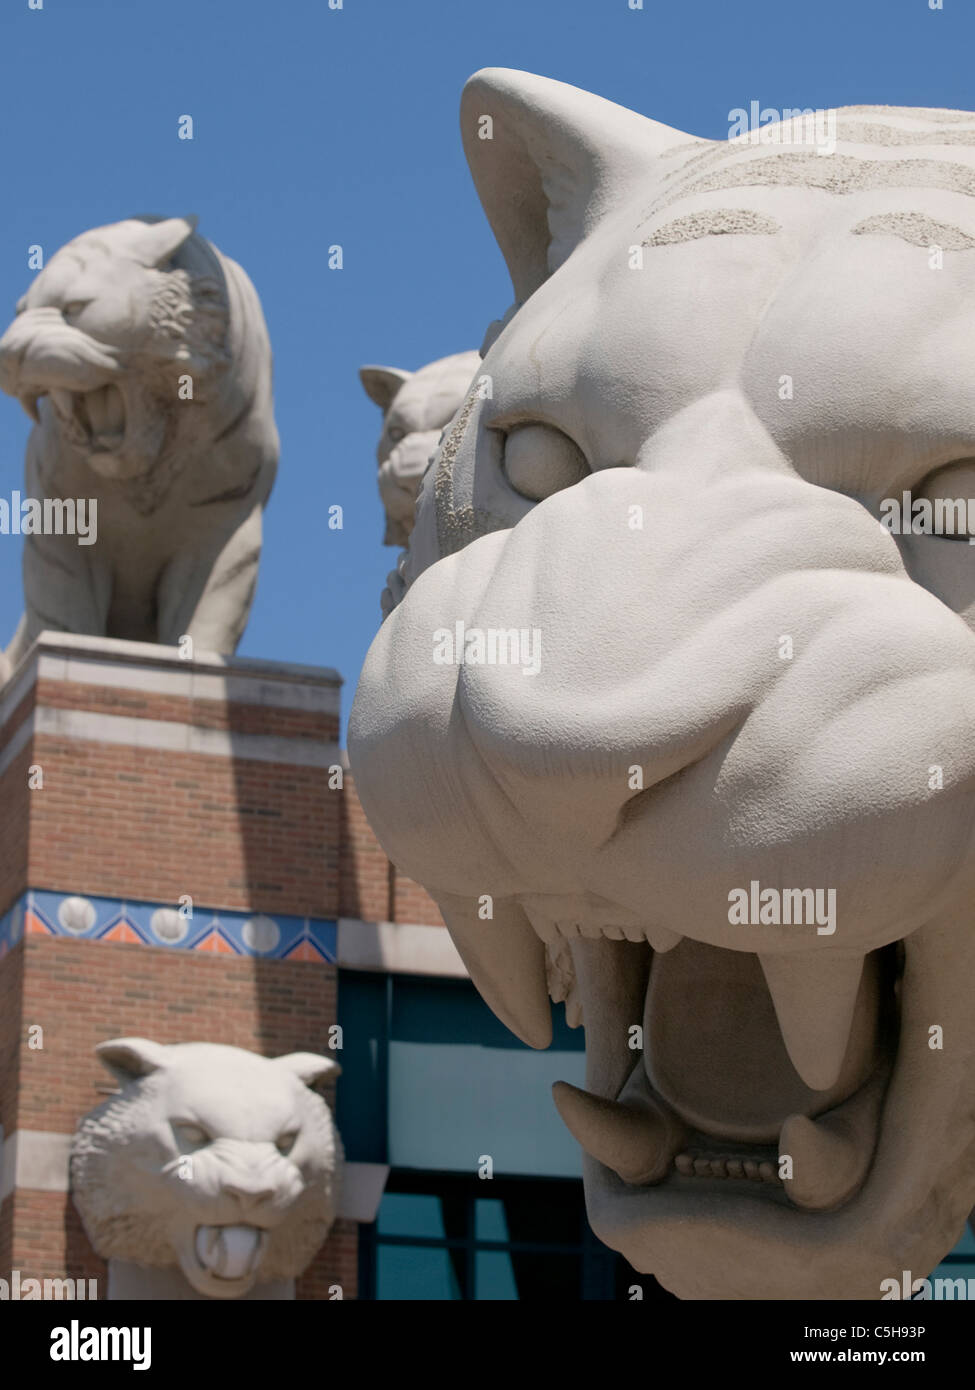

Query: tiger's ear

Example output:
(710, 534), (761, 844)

(125, 215), (199, 267)
(461, 68), (697, 302)
(274, 1052), (342, 1088)
(360, 365), (411, 413)
(96, 1037), (168, 1083)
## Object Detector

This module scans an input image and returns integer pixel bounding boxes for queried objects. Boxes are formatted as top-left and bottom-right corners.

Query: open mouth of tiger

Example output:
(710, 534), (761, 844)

(22, 381), (127, 455)
(484, 903), (972, 1300)
(51, 382), (127, 453)
(432, 884), (968, 1297)
(534, 922), (900, 1214)
(180, 1224), (270, 1297)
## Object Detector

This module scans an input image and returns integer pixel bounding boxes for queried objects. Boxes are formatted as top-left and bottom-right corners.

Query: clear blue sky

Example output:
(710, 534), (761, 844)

(0, 0), (971, 737)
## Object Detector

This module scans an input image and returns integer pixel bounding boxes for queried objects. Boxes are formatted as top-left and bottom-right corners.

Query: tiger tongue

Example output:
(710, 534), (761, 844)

(84, 382), (125, 439)
(643, 939), (880, 1143)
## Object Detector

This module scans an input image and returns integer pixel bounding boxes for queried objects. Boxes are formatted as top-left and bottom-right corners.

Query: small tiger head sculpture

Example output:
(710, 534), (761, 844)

(71, 1038), (343, 1299)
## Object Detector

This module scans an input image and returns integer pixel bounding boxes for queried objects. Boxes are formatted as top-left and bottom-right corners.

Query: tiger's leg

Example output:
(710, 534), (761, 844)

(21, 523), (111, 644)
(157, 503), (263, 655)
(18, 435), (111, 648)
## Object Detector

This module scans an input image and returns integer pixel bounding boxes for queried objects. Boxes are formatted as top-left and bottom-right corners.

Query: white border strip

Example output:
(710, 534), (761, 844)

(1, 1129), (71, 1200)
(2, 707), (342, 770)
(337, 919), (467, 977)
(0, 1129), (389, 1222)
(1, 632), (342, 720)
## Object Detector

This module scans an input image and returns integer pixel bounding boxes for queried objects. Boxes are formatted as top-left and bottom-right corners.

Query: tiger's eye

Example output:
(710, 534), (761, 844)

(914, 459), (975, 539)
(503, 423), (589, 501)
(172, 1121), (209, 1149)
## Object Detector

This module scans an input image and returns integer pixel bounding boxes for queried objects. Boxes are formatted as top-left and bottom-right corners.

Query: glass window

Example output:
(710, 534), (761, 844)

(376, 1193), (447, 1239)
(361, 1171), (677, 1302)
(474, 1198), (508, 1242)
(474, 1251), (519, 1300)
(377, 1244), (462, 1300)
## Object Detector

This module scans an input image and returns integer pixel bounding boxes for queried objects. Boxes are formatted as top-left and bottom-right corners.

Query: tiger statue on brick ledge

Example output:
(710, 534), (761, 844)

(0, 215), (278, 684)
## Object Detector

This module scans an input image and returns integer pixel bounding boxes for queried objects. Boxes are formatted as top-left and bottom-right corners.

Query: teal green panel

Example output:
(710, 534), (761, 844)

(376, 1244), (461, 1300)
(475, 1251), (519, 1300)
(376, 1193), (447, 1239)
(950, 1224), (975, 1255)
(925, 1265), (975, 1296)
(335, 971), (388, 1162)
(388, 1040), (586, 1176)
(390, 974), (584, 1051)
(475, 1198), (509, 1242)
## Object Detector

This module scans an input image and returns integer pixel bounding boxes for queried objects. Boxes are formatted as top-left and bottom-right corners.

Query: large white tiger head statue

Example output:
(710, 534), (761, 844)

(349, 69), (975, 1299)
(71, 1039), (343, 1299)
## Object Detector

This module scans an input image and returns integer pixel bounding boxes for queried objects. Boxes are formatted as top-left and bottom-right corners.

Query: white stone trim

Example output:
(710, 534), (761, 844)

(337, 918), (468, 977)
(338, 1162), (390, 1222)
(2, 631), (342, 716)
(1, 1129), (72, 1200)
(2, 1128), (389, 1228)
(26, 705), (341, 769)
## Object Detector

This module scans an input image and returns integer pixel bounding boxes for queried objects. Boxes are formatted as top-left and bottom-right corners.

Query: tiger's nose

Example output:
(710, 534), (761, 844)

(224, 1182), (275, 1210)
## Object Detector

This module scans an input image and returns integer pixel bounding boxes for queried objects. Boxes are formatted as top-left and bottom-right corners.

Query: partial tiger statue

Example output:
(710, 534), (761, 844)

(360, 351), (481, 548)
(0, 215), (279, 683)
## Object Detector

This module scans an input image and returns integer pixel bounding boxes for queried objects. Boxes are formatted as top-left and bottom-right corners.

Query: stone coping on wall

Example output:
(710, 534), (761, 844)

(337, 918), (468, 977)
(0, 631), (342, 717)
(0, 1127), (389, 1222)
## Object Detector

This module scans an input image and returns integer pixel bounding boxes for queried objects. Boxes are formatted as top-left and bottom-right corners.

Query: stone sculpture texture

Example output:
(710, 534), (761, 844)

(349, 69), (975, 1298)
(71, 1038), (342, 1299)
(0, 216), (278, 683)
(360, 351), (480, 547)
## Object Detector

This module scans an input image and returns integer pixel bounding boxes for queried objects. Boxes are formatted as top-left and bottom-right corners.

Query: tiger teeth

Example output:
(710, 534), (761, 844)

(673, 1152), (782, 1182)
(194, 1224), (265, 1280)
(758, 951), (867, 1091)
(779, 1065), (888, 1211)
(526, 916), (683, 951)
(435, 892), (553, 1049)
(553, 1060), (687, 1186)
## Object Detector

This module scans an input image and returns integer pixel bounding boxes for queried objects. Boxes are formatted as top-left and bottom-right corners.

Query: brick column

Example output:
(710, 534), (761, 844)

(0, 633), (358, 1299)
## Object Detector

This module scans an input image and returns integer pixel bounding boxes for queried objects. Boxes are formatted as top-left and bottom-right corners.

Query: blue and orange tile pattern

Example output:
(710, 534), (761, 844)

(0, 889), (336, 964)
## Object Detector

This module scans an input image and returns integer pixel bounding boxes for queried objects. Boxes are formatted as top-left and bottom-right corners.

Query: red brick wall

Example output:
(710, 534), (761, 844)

(0, 942), (24, 1139)
(339, 771), (393, 921)
(3, 656), (444, 928)
(340, 770), (443, 927)
(15, 937), (337, 1130)
(0, 688), (33, 917)
(296, 1218), (358, 1301)
(393, 871), (444, 927)
(2, 1191), (107, 1296)
(0, 943), (25, 1286)
(26, 736), (339, 917)
(34, 678), (335, 742)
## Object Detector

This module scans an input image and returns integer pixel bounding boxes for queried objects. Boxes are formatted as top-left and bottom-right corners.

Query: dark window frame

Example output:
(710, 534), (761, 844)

(358, 1168), (661, 1301)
